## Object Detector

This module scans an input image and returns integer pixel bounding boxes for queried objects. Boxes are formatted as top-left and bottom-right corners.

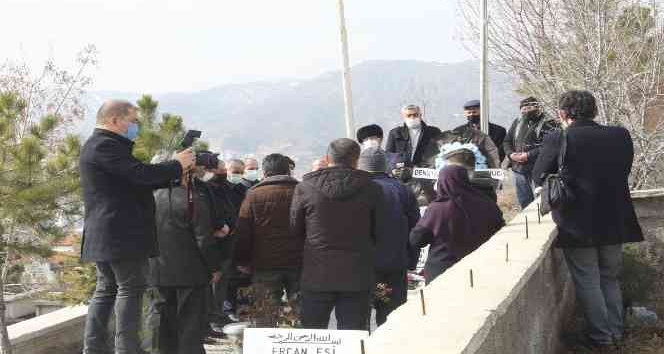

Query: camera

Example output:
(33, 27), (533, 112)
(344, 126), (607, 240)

(180, 130), (219, 170)
(196, 152), (219, 170)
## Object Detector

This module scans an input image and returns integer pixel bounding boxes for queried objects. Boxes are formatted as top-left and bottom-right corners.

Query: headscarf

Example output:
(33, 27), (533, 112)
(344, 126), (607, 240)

(418, 165), (504, 258)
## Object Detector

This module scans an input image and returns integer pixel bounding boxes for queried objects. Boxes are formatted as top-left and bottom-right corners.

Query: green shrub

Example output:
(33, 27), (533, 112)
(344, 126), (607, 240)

(620, 244), (658, 307)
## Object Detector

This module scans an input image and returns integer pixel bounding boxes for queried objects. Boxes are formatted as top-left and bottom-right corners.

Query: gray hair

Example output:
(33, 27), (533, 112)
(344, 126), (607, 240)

(96, 100), (136, 124)
(401, 104), (421, 112)
(327, 138), (361, 167)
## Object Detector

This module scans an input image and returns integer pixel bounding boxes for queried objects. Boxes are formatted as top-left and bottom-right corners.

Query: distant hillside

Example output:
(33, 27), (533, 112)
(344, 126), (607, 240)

(81, 60), (521, 170)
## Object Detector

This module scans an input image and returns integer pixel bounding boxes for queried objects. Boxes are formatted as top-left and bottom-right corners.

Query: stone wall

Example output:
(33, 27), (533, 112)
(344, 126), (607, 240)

(365, 190), (664, 354)
(8, 190), (663, 354)
(8, 305), (86, 354)
(365, 201), (572, 354)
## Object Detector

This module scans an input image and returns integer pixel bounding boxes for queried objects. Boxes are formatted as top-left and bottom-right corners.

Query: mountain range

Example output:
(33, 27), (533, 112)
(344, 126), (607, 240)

(81, 60), (522, 172)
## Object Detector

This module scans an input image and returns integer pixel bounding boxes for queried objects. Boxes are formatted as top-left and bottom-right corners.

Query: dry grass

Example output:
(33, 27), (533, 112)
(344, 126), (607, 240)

(497, 178), (521, 222)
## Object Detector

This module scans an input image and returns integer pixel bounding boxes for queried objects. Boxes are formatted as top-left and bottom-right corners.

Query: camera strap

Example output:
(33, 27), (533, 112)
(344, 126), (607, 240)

(187, 175), (195, 219)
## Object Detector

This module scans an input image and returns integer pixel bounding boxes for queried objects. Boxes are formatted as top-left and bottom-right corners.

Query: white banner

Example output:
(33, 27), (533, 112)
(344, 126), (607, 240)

(412, 168), (438, 180)
(476, 169), (506, 180)
(244, 328), (369, 354)
(412, 167), (505, 181)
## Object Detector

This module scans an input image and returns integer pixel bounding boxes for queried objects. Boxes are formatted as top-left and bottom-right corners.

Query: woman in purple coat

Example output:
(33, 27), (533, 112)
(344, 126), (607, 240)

(410, 165), (504, 284)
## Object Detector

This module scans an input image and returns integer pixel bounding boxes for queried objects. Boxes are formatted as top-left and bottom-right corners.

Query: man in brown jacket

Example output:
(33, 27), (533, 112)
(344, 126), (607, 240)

(234, 154), (301, 325)
(291, 138), (385, 330)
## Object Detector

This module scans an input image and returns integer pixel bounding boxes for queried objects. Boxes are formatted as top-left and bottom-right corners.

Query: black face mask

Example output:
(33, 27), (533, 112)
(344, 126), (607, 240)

(211, 174), (227, 184)
(467, 114), (481, 125)
(522, 110), (540, 121)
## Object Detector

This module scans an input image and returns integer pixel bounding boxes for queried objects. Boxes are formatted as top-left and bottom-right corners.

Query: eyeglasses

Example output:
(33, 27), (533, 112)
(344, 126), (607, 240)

(406, 113), (420, 118)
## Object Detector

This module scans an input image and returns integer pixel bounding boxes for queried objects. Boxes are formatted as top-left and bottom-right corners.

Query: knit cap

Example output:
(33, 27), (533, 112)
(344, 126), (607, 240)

(358, 147), (388, 173)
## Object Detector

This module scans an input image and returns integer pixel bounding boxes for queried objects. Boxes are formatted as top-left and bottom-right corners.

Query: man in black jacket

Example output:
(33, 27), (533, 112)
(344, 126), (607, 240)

(385, 105), (443, 206)
(146, 167), (222, 354)
(385, 105), (443, 169)
(503, 97), (559, 209)
(450, 100), (505, 166)
(204, 160), (236, 331)
(533, 90), (643, 349)
(291, 138), (385, 330)
(80, 100), (194, 354)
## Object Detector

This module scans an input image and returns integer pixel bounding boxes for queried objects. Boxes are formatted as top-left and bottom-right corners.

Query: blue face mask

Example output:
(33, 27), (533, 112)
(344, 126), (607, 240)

(244, 169), (259, 182)
(123, 122), (139, 141)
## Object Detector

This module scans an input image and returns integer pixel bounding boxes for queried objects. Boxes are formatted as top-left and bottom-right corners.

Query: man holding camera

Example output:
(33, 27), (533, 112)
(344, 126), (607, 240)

(80, 100), (194, 354)
(146, 163), (222, 354)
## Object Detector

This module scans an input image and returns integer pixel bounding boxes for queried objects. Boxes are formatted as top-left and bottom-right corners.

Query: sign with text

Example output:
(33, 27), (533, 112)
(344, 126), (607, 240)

(476, 169), (506, 180)
(413, 167), (505, 181)
(244, 328), (369, 354)
(412, 167), (438, 180)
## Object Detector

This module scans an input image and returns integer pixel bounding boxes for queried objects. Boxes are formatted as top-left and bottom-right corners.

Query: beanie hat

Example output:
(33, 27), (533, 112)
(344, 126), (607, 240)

(356, 124), (384, 143)
(358, 147), (388, 173)
(520, 96), (539, 108)
(463, 99), (481, 109)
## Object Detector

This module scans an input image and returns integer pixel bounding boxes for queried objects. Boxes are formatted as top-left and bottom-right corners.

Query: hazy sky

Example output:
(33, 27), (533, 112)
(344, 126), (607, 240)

(1, 0), (472, 93)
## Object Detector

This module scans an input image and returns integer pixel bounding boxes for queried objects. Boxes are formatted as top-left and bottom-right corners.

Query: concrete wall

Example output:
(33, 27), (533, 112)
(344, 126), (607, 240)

(8, 190), (663, 354)
(365, 201), (573, 354)
(8, 305), (86, 354)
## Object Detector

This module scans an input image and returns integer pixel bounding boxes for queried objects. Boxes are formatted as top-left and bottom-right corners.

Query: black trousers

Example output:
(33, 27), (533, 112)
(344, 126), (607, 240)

(301, 290), (370, 330)
(373, 270), (407, 326)
(146, 286), (208, 354)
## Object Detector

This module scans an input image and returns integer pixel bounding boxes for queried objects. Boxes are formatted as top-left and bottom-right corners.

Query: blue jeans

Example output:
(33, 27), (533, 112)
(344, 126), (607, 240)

(564, 245), (624, 345)
(513, 171), (535, 209)
(84, 259), (148, 354)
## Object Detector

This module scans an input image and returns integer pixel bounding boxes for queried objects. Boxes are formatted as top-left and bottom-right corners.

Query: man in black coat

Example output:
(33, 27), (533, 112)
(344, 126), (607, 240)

(456, 99), (507, 163)
(146, 169), (222, 354)
(80, 100), (194, 354)
(385, 105), (443, 168)
(291, 138), (385, 330)
(503, 97), (559, 209)
(532, 90), (643, 349)
(385, 105), (443, 206)
(209, 159), (250, 323)
(204, 160), (236, 331)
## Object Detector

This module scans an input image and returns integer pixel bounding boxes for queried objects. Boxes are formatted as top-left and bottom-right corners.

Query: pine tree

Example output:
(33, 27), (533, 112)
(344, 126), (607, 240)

(0, 46), (96, 354)
(0, 91), (83, 354)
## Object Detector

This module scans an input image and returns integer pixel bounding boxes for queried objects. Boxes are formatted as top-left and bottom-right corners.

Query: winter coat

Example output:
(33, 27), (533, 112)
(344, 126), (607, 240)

(503, 113), (559, 174)
(235, 175), (302, 270)
(148, 183), (221, 286)
(80, 129), (182, 262)
(532, 120), (643, 248)
(448, 123), (503, 168)
(290, 166), (385, 292)
(385, 121), (443, 167)
(370, 173), (421, 272)
(410, 166), (504, 283)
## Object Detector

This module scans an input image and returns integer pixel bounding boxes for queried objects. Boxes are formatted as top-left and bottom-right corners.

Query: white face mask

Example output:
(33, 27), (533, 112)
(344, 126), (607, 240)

(362, 139), (381, 150)
(404, 118), (422, 129)
(201, 172), (215, 182)
(227, 174), (243, 184)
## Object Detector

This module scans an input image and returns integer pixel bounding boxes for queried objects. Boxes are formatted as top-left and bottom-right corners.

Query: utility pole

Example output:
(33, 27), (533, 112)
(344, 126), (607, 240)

(337, 0), (355, 139)
(480, 0), (489, 135)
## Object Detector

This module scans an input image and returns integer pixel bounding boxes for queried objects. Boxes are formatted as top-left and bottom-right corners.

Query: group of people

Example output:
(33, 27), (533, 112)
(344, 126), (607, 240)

(79, 89), (643, 354)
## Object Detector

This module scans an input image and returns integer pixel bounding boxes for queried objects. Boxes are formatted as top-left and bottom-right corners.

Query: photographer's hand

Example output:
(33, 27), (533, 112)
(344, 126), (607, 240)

(174, 148), (195, 170)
